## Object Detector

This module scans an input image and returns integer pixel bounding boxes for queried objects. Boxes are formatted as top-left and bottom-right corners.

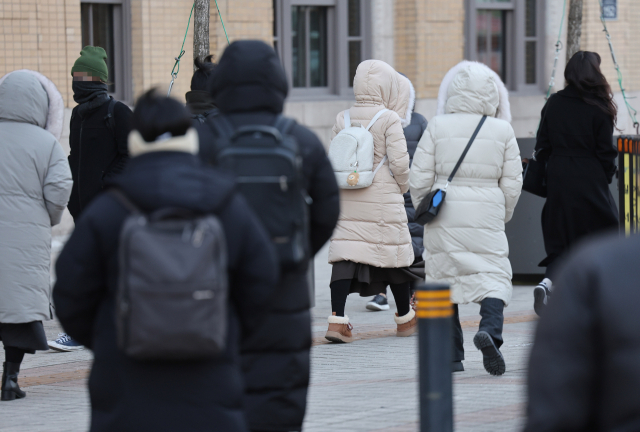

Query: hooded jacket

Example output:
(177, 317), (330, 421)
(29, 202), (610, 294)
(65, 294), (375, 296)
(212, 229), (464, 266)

(53, 129), (278, 432)
(409, 61), (523, 306)
(0, 70), (72, 324)
(207, 40), (340, 432)
(328, 60), (415, 268)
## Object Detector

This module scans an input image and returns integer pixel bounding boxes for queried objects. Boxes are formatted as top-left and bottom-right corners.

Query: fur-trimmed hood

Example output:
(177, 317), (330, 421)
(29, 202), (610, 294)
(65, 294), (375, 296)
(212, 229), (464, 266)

(436, 61), (511, 123)
(394, 73), (415, 128)
(0, 70), (65, 139)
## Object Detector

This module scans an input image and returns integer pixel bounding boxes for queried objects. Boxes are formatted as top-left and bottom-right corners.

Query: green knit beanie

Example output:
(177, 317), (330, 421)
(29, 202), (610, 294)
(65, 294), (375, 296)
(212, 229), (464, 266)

(71, 46), (109, 82)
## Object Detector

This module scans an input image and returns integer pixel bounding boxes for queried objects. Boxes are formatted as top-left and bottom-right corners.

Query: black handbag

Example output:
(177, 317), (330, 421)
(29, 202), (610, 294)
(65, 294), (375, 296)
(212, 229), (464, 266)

(522, 149), (548, 198)
(415, 115), (487, 226)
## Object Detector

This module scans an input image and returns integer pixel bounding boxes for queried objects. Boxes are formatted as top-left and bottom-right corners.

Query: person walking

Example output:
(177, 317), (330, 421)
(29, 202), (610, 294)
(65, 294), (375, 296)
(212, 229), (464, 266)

(409, 61), (523, 375)
(327, 60), (419, 341)
(0, 70), (73, 401)
(186, 55), (217, 120)
(532, 51), (619, 316)
(366, 76), (427, 312)
(52, 91), (279, 431)
(525, 232), (640, 431)
(49, 46), (133, 352)
(207, 40), (340, 432)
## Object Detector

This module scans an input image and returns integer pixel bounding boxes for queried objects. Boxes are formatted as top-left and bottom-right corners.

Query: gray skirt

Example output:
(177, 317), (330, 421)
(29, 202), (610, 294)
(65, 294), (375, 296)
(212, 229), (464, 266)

(0, 321), (48, 353)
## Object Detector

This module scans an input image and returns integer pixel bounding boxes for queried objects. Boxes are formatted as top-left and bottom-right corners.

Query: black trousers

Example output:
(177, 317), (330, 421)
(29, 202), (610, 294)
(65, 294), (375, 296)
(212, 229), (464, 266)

(453, 298), (504, 362)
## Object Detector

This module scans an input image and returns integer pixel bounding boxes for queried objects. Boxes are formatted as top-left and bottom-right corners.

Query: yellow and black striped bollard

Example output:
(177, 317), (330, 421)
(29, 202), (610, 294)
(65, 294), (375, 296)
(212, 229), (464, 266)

(415, 283), (453, 432)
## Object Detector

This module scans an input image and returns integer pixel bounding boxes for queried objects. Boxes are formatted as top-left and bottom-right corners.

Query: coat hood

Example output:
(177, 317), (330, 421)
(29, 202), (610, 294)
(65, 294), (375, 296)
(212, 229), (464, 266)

(436, 61), (511, 123)
(394, 73), (416, 128)
(210, 40), (288, 114)
(0, 70), (65, 139)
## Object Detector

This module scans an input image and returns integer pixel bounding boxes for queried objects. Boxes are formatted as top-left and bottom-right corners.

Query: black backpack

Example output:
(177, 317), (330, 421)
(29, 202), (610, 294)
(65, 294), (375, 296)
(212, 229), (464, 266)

(110, 189), (229, 361)
(207, 114), (309, 269)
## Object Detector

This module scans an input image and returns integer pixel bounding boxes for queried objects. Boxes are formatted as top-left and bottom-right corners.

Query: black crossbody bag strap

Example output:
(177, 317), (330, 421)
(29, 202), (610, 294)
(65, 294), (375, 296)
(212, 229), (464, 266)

(446, 115), (487, 186)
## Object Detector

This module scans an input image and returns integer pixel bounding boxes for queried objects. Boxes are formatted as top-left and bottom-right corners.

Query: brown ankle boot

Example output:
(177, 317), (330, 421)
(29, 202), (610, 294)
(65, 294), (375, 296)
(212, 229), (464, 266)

(325, 313), (354, 343)
(395, 309), (417, 337)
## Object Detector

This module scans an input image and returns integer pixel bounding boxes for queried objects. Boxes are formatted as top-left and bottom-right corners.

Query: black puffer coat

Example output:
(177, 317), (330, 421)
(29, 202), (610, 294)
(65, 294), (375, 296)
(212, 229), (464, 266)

(206, 40), (341, 432)
(68, 99), (132, 219)
(535, 85), (618, 275)
(53, 151), (278, 432)
(404, 112), (428, 260)
(526, 233), (640, 431)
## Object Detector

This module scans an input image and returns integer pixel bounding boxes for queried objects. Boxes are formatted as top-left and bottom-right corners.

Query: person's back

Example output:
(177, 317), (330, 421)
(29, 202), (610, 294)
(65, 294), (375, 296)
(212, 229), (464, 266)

(207, 40), (340, 432)
(526, 233), (640, 431)
(186, 55), (217, 118)
(67, 46), (132, 220)
(0, 70), (72, 401)
(410, 61), (522, 375)
(53, 92), (278, 431)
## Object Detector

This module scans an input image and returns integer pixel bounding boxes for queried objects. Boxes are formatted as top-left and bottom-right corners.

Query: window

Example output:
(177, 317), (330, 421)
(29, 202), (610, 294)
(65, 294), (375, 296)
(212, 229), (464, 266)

(80, 1), (132, 102)
(273, 0), (370, 98)
(466, 0), (543, 91)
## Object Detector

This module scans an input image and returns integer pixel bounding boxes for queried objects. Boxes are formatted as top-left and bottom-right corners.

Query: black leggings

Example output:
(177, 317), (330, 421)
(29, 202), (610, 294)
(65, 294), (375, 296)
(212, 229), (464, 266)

(330, 280), (411, 317)
(4, 347), (26, 364)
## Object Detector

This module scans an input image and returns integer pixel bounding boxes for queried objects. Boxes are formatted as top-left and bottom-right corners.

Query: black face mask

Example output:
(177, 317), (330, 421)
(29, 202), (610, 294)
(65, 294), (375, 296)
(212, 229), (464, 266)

(72, 80), (110, 116)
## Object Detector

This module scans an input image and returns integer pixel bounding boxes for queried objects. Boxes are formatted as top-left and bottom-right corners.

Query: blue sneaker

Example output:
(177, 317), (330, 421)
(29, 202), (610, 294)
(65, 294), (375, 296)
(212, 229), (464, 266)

(47, 333), (84, 352)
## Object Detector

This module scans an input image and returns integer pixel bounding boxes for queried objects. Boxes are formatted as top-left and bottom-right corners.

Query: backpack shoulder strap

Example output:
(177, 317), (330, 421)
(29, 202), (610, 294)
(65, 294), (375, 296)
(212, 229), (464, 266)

(274, 115), (296, 136)
(104, 97), (117, 136)
(343, 110), (350, 129)
(366, 108), (389, 131)
(109, 189), (141, 214)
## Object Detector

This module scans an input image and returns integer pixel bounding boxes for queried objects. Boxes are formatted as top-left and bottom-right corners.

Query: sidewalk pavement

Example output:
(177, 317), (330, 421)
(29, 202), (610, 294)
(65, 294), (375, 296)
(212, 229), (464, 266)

(1, 244), (537, 432)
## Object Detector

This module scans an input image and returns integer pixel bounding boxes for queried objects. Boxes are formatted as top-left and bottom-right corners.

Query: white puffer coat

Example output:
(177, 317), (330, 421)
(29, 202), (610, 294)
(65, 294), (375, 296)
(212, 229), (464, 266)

(328, 60), (415, 268)
(409, 61), (523, 305)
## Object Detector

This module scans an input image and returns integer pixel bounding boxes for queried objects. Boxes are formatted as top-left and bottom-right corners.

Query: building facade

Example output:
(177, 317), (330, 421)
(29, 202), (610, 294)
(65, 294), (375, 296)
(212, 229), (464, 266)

(2, 0), (639, 147)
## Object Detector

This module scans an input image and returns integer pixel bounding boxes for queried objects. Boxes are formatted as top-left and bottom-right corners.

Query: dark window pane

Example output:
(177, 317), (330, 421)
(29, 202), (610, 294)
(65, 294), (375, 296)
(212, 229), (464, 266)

(291, 6), (306, 88)
(273, 0), (277, 36)
(81, 4), (91, 47)
(526, 0), (536, 37)
(476, 10), (506, 82)
(348, 41), (361, 87)
(309, 7), (327, 87)
(526, 41), (536, 84)
(80, 3), (116, 93)
(348, 0), (361, 37)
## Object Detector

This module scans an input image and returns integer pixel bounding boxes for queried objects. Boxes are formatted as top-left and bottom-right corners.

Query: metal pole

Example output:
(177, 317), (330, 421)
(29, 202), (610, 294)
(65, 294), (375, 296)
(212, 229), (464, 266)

(193, 0), (210, 69)
(416, 283), (453, 432)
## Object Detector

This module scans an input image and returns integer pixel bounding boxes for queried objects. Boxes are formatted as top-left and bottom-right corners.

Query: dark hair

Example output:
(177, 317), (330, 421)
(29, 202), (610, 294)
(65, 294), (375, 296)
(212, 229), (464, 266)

(132, 89), (192, 142)
(564, 51), (617, 124)
(191, 55), (217, 92)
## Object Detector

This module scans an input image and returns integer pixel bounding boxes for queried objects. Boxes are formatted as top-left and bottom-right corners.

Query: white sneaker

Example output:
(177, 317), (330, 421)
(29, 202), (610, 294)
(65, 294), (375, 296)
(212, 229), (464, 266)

(47, 333), (85, 352)
(366, 294), (390, 311)
(533, 279), (552, 317)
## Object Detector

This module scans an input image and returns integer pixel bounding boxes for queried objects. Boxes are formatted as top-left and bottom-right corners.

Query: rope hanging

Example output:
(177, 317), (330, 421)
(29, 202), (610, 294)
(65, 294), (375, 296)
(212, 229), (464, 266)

(546, 0), (567, 100)
(167, 1), (196, 97)
(598, 0), (639, 134)
(214, 0), (230, 45)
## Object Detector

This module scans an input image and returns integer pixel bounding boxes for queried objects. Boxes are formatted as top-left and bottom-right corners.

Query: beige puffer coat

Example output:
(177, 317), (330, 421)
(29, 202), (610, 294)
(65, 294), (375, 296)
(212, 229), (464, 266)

(328, 60), (414, 268)
(409, 61), (523, 306)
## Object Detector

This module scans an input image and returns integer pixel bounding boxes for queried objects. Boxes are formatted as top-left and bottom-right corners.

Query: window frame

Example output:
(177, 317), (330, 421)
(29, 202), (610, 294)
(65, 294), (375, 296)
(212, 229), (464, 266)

(465, 0), (545, 94)
(80, 0), (132, 103)
(274, 0), (371, 100)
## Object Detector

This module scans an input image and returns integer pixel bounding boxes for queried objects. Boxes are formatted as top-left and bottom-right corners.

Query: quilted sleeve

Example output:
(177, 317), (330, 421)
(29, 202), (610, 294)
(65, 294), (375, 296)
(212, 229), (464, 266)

(43, 140), (73, 226)
(409, 121), (437, 210)
(385, 114), (411, 193)
(499, 126), (523, 223)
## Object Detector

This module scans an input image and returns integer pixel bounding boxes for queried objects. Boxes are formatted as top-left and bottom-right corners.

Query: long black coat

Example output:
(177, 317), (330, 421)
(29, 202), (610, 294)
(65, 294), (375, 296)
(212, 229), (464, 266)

(53, 151), (278, 432)
(68, 99), (132, 219)
(403, 112), (428, 260)
(526, 233), (640, 431)
(535, 85), (618, 273)
(204, 40), (341, 432)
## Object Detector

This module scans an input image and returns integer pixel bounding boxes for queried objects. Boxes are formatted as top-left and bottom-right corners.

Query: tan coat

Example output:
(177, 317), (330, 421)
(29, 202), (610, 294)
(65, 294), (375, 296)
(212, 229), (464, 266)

(328, 60), (414, 268)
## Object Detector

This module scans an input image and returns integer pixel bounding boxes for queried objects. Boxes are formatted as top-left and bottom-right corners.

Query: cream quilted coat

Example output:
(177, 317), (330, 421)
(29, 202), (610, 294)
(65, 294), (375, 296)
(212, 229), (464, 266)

(409, 61), (523, 306)
(328, 60), (414, 268)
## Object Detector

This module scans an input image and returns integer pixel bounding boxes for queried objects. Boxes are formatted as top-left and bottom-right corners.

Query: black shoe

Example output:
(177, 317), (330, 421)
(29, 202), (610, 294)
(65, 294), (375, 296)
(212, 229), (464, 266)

(452, 361), (464, 372)
(366, 294), (390, 311)
(473, 331), (506, 376)
(533, 281), (551, 317)
(1, 362), (26, 401)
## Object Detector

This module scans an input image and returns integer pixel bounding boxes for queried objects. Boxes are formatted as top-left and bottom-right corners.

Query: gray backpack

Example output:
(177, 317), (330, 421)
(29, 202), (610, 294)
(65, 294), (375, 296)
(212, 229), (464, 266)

(110, 190), (228, 361)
